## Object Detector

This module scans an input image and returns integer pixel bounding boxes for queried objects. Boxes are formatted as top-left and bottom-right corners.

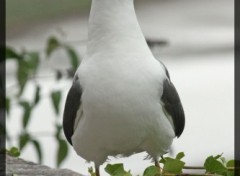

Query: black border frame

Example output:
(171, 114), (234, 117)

(0, 0), (238, 175)
(0, 0), (6, 175)
(235, 0), (240, 174)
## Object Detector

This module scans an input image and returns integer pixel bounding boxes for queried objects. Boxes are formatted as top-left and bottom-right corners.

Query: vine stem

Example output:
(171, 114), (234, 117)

(183, 166), (239, 171)
(183, 166), (204, 170)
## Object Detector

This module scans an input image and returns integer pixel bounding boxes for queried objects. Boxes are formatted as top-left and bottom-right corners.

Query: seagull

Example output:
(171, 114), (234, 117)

(63, 0), (185, 175)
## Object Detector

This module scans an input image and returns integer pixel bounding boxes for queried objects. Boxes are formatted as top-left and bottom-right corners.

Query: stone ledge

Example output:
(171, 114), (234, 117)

(6, 155), (82, 176)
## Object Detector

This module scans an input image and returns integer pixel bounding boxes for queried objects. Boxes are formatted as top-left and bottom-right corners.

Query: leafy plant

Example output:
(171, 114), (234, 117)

(86, 153), (237, 176)
(6, 147), (21, 157)
(143, 166), (161, 176)
(46, 36), (80, 70)
(88, 167), (96, 176)
(105, 164), (131, 176)
(6, 35), (81, 167)
(204, 154), (236, 176)
(159, 152), (185, 175)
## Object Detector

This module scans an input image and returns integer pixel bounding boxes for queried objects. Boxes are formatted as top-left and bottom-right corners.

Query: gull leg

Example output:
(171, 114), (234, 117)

(155, 159), (160, 168)
(95, 166), (100, 176)
(154, 158), (163, 174)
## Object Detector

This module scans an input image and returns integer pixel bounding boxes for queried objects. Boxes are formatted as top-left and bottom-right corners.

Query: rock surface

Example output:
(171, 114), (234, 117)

(6, 155), (82, 176)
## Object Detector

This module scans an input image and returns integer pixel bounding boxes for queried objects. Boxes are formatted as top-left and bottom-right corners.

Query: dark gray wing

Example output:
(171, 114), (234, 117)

(63, 78), (82, 145)
(161, 79), (185, 137)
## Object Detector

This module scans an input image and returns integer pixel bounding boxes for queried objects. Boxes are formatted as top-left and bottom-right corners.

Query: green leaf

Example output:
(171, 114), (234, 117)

(16, 52), (40, 96)
(163, 158), (185, 174)
(214, 153), (223, 160)
(7, 147), (21, 157)
(88, 167), (96, 176)
(46, 36), (61, 57)
(31, 140), (42, 164)
(226, 160), (236, 176)
(143, 166), (160, 176)
(19, 133), (30, 150)
(26, 52), (40, 74)
(65, 46), (80, 71)
(105, 163), (132, 176)
(19, 101), (32, 128)
(17, 60), (29, 96)
(159, 157), (171, 164)
(204, 156), (227, 175)
(56, 139), (68, 167)
(226, 160), (234, 167)
(176, 152), (185, 160)
(6, 97), (10, 114)
(51, 91), (61, 115)
(227, 171), (235, 176)
(6, 47), (22, 60)
(220, 157), (227, 165)
(55, 123), (62, 139)
(33, 85), (41, 105)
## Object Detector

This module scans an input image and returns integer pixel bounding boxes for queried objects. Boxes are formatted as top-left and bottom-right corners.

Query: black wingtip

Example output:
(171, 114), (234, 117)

(63, 80), (82, 146)
(161, 79), (185, 138)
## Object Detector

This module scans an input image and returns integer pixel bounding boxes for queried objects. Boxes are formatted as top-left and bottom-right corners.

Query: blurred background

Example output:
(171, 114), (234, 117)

(6, 0), (234, 175)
